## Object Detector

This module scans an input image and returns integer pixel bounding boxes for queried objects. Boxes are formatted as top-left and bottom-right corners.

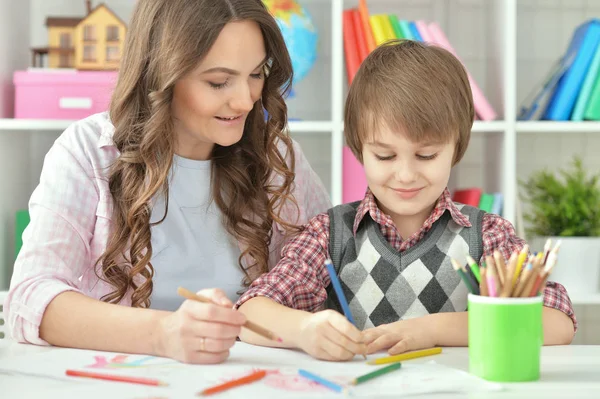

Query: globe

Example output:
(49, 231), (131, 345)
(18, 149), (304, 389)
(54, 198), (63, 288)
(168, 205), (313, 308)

(263, 0), (318, 89)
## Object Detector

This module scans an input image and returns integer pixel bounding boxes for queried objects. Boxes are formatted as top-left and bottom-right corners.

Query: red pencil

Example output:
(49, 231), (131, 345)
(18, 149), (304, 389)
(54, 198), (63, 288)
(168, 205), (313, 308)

(199, 370), (267, 396)
(66, 369), (167, 386)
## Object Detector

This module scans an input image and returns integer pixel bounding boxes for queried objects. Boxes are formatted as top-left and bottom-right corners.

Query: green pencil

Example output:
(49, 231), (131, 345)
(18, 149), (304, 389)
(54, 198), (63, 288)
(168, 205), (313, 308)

(451, 259), (475, 294)
(466, 255), (482, 283)
(350, 363), (402, 385)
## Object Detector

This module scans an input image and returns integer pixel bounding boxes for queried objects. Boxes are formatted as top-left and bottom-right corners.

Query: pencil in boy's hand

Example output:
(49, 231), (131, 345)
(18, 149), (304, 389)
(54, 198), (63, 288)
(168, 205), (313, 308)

(324, 259), (367, 359)
(350, 362), (402, 385)
(451, 259), (476, 294)
(198, 369), (267, 396)
(66, 369), (167, 386)
(177, 287), (282, 343)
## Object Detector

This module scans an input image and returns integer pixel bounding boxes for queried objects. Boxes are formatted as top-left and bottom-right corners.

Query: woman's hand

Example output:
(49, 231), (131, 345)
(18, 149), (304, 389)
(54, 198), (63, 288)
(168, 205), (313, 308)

(156, 288), (246, 364)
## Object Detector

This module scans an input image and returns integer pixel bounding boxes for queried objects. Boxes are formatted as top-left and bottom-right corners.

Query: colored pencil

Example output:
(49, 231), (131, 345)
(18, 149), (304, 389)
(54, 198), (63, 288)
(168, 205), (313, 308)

(465, 255), (481, 283)
(177, 287), (282, 343)
(324, 259), (366, 359)
(65, 369), (167, 386)
(451, 259), (475, 294)
(479, 264), (489, 297)
(298, 369), (348, 393)
(350, 363), (402, 385)
(485, 255), (502, 294)
(463, 264), (480, 295)
(493, 250), (506, 285)
(199, 370), (267, 396)
(324, 259), (356, 326)
(513, 259), (533, 297)
(486, 264), (497, 297)
(542, 238), (552, 266)
(500, 251), (518, 297)
(367, 347), (442, 365)
(513, 245), (529, 286)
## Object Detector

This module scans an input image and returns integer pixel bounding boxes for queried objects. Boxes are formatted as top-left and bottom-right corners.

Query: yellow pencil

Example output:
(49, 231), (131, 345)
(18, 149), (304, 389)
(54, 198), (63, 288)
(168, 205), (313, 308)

(366, 347), (442, 365)
(512, 245), (529, 287)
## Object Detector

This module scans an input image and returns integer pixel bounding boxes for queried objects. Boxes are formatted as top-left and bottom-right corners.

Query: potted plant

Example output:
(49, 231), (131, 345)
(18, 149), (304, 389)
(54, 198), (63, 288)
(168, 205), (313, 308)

(520, 156), (600, 296)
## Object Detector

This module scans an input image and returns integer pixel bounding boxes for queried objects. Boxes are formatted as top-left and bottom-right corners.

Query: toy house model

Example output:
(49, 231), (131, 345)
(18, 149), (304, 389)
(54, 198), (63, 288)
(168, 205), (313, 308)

(31, 1), (126, 70)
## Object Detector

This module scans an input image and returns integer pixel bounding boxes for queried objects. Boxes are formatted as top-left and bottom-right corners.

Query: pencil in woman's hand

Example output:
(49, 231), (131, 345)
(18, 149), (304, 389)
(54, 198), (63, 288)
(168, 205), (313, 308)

(177, 287), (283, 342)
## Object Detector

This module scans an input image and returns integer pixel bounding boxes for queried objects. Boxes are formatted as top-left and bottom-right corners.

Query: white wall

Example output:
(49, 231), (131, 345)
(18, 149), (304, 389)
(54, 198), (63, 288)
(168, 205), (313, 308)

(0, 0), (31, 288)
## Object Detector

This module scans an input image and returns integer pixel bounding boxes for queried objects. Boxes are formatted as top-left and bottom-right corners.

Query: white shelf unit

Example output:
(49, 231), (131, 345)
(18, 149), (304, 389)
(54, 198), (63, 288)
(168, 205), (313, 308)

(1, 0), (600, 312)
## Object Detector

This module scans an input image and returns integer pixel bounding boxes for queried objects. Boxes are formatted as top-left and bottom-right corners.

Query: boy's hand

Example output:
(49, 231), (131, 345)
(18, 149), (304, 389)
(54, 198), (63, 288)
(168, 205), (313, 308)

(363, 317), (436, 355)
(296, 310), (367, 361)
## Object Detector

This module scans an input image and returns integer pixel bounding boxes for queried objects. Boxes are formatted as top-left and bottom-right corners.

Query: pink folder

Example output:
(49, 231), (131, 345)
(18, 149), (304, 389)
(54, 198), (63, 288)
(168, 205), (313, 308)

(427, 22), (497, 121)
(342, 147), (368, 203)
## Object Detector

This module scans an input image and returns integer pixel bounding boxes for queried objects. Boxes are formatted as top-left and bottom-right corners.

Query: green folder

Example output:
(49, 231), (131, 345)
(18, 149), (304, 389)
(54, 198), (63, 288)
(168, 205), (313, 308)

(388, 15), (405, 39)
(583, 70), (600, 120)
(15, 210), (30, 259)
(478, 193), (495, 213)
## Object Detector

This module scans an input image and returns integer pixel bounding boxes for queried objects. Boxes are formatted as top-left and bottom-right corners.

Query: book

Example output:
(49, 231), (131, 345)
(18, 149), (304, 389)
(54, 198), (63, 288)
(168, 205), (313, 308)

(452, 188), (483, 207)
(543, 19), (600, 121)
(370, 15), (388, 46)
(415, 20), (433, 43)
(572, 41), (600, 121)
(342, 147), (368, 203)
(409, 21), (423, 41)
(478, 193), (495, 213)
(389, 15), (405, 40)
(517, 53), (575, 120)
(584, 68), (600, 120)
(343, 10), (361, 84)
(427, 22), (497, 121)
(358, 0), (376, 52)
(491, 193), (503, 216)
(351, 9), (369, 62)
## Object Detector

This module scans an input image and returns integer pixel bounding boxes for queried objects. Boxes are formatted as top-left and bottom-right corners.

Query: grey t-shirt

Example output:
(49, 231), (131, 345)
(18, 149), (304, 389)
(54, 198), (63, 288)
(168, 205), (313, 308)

(149, 155), (245, 311)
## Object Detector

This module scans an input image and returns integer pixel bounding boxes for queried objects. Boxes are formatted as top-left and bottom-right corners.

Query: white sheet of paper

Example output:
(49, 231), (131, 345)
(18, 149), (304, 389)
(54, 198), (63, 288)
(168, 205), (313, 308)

(0, 343), (502, 398)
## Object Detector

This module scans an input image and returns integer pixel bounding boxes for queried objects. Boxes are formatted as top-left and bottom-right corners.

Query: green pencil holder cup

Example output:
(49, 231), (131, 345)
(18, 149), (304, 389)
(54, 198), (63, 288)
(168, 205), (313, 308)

(468, 294), (543, 382)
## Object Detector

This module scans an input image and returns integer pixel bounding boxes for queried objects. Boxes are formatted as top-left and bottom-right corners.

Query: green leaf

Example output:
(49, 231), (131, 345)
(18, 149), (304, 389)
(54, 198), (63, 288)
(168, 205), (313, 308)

(519, 156), (600, 237)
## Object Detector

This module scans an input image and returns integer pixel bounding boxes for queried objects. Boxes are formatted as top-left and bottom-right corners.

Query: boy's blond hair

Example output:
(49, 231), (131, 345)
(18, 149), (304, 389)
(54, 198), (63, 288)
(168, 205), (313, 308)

(345, 40), (475, 165)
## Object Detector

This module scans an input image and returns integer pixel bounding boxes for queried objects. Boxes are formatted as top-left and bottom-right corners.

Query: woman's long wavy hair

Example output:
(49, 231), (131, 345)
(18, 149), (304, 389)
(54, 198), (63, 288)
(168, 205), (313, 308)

(97, 0), (299, 308)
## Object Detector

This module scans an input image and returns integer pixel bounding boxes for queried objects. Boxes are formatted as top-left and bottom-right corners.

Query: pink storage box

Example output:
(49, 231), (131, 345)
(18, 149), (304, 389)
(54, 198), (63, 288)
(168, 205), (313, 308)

(14, 70), (118, 119)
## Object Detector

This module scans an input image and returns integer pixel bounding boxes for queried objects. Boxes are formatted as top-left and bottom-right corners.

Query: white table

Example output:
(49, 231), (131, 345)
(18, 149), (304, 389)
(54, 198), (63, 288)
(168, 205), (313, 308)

(1, 339), (599, 398)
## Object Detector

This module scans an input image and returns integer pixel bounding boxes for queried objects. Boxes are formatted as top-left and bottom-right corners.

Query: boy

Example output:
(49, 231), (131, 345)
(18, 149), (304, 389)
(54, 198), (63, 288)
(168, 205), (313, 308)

(235, 40), (576, 361)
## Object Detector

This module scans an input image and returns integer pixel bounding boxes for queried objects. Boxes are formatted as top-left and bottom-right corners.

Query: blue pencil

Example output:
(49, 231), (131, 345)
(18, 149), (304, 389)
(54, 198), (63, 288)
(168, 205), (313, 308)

(298, 369), (348, 393)
(325, 259), (356, 326)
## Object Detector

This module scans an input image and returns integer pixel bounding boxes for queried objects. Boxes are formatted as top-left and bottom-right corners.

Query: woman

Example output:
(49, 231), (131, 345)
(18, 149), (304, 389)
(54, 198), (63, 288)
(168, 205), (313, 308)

(5, 0), (330, 364)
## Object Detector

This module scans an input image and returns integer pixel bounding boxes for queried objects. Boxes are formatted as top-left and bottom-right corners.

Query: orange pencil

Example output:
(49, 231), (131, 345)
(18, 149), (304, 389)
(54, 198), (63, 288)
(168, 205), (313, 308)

(177, 287), (283, 343)
(66, 369), (167, 386)
(479, 265), (489, 296)
(199, 370), (267, 396)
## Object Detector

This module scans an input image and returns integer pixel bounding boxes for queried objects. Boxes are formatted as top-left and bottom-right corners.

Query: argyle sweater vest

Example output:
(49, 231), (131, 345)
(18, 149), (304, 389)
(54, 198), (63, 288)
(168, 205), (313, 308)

(325, 202), (484, 330)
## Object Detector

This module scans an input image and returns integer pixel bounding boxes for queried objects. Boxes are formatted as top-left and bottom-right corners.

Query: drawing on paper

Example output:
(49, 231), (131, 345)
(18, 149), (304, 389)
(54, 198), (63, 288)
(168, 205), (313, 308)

(85, 354), (177, 369)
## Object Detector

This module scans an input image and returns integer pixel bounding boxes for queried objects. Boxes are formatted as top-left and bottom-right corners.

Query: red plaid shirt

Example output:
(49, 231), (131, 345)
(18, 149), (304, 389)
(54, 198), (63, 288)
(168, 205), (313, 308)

(236, 188), (577, 331)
